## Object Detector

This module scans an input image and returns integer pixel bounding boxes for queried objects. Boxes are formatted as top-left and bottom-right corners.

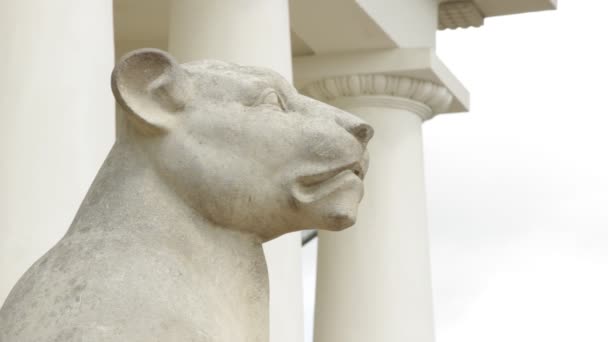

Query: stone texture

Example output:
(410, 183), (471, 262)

(0, 49), (373, 342)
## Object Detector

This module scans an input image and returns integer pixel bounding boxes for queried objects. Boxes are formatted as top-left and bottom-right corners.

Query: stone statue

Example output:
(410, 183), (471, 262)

(0, 49), (373, 341)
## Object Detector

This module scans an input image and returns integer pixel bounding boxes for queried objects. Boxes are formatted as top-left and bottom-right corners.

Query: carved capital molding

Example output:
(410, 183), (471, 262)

(439, 1), (485, 30)
(301, 74), (454, 120)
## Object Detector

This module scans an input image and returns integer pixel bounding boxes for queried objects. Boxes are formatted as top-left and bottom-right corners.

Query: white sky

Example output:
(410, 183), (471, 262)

(428, 1), (608, 341)
(304, 2), (608, 341)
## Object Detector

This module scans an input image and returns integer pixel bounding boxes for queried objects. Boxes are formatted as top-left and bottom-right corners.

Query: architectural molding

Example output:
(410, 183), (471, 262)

(461, 0), (557, 18)
(294, 48), (469, 114)
(330, 96), (434, 121)
(439, 1), (485, 30)
(302, 74), (453, 120)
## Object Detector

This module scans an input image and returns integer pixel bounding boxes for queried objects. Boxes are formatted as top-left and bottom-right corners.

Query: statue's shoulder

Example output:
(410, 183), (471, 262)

(0, 232), (209, 341)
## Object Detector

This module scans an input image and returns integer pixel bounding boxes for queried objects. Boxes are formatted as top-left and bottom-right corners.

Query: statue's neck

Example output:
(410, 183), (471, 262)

(69, 140), (193, 235)
(70, 140), (260, 238)
(67, 141), (269, 339)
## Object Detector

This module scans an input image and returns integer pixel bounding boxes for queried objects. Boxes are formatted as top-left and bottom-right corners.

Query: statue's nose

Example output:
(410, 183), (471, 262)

(314, 98), (374, 146)
(334, 109), (374, 146)
(346, 122), (374, 145)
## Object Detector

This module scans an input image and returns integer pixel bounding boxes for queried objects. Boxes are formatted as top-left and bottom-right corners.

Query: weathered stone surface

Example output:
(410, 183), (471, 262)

(0, 49), (373, 341)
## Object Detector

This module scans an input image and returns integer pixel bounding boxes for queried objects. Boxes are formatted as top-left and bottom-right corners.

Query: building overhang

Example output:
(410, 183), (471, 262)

(114, 0), (558, 58)
(113, 0), (556, 115)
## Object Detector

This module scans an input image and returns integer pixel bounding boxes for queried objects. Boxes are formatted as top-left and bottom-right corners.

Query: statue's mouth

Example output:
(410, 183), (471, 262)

(291, 161), (365, 205)
(297, 162), (365, 187)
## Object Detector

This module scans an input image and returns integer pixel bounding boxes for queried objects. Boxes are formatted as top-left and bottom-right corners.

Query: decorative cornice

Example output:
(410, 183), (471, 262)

(300, 74), (454, 120)
(439, 1), (485, 30)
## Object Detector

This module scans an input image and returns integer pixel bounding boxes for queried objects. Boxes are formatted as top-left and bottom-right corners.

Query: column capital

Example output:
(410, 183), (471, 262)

(302, 74), (453, 121)
(293, 48), (470, 115)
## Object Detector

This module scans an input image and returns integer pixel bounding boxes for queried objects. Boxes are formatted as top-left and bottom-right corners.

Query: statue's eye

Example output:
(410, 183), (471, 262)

(259, 90), (286, 111)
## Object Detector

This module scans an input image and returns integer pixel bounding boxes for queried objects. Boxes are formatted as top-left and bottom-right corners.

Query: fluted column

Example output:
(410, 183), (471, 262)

(305, 74), (453, 342)
(0, 0), (115, 304)
(167, 1), (304, 342)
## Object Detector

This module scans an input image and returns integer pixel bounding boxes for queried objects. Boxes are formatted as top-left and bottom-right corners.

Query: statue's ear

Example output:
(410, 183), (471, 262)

(111, 48), (190, 134)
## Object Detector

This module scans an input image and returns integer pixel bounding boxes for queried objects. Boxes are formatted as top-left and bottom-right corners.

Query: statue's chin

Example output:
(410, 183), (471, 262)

(324, 212), (357, 231)
(303, 180), (364, 232)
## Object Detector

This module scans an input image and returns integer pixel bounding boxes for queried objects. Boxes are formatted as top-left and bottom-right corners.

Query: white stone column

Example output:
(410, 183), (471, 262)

(168, 2), (304, 342)
(304, 75), (453, 342)
(0, 0), (115, 304)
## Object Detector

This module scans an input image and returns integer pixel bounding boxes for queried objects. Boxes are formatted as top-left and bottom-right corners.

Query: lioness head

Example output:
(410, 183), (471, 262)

(111, 49), (373, 241)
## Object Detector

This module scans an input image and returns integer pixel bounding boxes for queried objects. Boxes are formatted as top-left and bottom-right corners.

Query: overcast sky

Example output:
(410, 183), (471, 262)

(427, 1), (608, 341)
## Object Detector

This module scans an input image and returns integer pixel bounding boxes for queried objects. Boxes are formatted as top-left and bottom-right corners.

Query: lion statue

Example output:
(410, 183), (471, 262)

(0, 49), (373, 341)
